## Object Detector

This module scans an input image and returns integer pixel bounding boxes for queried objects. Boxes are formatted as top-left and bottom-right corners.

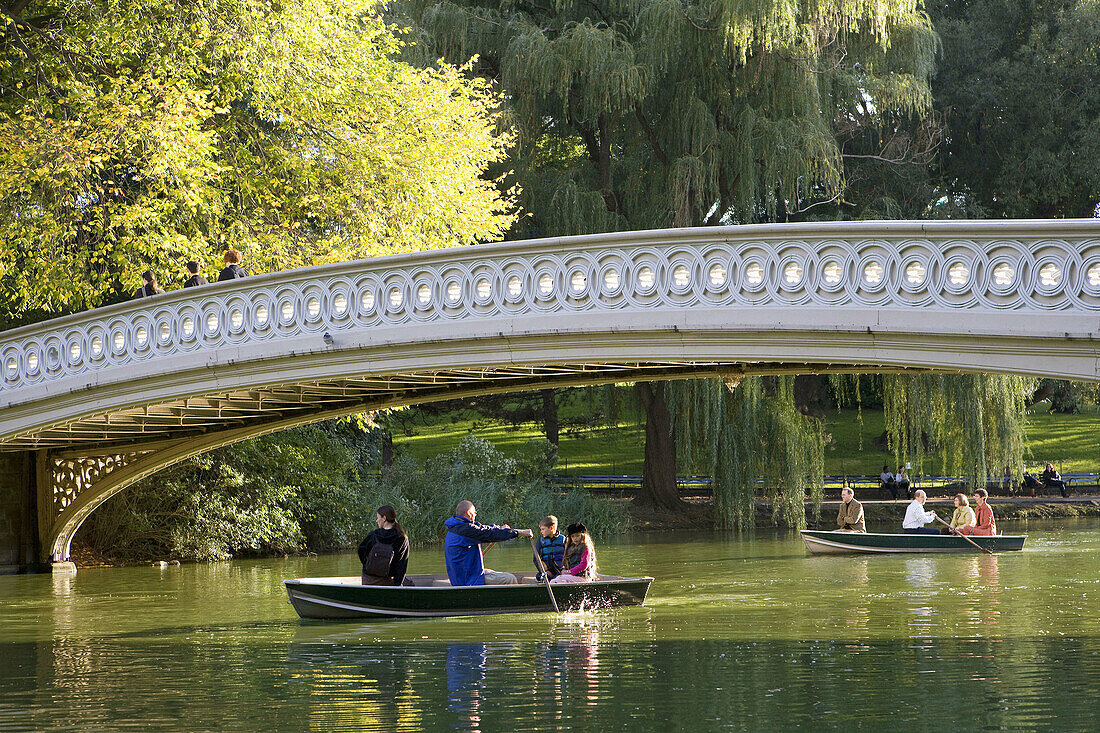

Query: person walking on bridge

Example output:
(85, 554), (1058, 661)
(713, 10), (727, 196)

(444, 501), (532, 586)
(132, 270), (165, 299)
(217, 249), (249, 281)
(183, 260), (208, 288)
(836, 487), (865, 532)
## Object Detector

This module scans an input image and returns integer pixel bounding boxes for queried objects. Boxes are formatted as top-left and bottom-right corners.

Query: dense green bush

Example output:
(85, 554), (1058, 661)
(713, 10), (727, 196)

(371, 436), (628, 545)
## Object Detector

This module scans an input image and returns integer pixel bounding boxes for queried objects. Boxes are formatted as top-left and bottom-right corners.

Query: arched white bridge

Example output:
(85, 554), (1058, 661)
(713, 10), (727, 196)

(2, 219), (1099, 568)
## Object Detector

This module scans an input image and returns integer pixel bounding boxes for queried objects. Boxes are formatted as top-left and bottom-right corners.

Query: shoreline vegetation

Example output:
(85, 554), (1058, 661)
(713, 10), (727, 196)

(72, 403), (1099, 568)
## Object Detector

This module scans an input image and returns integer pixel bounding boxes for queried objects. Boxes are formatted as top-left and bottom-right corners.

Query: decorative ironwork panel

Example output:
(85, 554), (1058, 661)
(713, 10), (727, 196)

(50, 453), (151, 512)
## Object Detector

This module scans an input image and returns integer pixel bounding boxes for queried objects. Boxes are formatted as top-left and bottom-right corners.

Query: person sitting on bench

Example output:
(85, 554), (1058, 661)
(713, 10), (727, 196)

(880, 465), (898, 500)
(896, 467), (912, 499)
(1022, 470), (1042, 496)
(1041, 462), (1068, 498)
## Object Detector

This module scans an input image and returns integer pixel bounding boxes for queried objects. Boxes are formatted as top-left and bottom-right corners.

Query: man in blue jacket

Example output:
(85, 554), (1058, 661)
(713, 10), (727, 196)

(444, 501), (533, 586)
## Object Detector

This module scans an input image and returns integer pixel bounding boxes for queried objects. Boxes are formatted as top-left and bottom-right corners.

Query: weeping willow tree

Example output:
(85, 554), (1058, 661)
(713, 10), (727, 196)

(880, 374), (1035, 490)
(403, 0), (937, 230)
(670, 377), (825, 528)
(402, 0), (939, 509)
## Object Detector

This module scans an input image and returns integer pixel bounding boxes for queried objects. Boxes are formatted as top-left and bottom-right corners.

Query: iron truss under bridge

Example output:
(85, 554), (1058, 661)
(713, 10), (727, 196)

(1, 219), (1099, 569)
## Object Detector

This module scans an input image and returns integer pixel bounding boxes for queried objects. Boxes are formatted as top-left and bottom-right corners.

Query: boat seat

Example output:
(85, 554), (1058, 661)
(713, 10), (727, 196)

(430, 579), (452, 587)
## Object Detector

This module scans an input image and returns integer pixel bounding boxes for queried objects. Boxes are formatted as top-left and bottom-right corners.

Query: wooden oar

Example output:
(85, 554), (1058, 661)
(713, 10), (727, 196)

(935, 516), (993, 555)
(482, 542), (497, 555)
(530, 536), (560, 613)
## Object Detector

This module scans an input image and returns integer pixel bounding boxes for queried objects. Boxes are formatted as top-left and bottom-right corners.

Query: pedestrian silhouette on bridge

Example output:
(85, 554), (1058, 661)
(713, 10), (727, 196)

(132, 270), (165, 299)
(183, 261), (208, 288)
(218, 249), (249, 281)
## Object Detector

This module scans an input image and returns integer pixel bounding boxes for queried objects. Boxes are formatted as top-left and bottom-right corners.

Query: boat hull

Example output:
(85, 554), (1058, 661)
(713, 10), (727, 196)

(801, 530), (1027, 555)
(284, 573), (654, 620)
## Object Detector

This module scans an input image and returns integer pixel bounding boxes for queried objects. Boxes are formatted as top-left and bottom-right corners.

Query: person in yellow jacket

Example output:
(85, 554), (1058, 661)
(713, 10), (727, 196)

(947, 493), (976, 532)
(836, 487), (865, 532)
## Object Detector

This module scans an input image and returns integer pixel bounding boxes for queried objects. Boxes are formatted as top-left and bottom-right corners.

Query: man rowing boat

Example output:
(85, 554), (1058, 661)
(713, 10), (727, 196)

(444, 500), (533, 586)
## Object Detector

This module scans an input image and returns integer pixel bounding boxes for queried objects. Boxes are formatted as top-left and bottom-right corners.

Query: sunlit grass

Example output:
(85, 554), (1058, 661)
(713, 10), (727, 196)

(394, 406), (1098, 477)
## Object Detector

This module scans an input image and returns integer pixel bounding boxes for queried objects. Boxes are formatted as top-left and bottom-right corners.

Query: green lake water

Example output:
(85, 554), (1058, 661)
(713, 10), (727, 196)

(2, 520), (1099, 731)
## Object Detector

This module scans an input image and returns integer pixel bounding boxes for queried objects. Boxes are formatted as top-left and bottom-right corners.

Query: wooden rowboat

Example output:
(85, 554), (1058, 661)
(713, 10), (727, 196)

(800, 529), (1027, 555)
(284, 571), (654, 620)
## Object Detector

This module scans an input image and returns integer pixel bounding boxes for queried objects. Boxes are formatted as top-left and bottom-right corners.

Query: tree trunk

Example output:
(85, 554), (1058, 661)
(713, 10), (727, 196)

(635, 381), (682, 508)
(381, 430), (394, 470)
(541, 389), (559, 445)
(793, 375), (829, 419)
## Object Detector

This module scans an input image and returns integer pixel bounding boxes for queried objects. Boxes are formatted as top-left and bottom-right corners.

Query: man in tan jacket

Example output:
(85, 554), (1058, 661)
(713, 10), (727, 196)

(836, 487), (865, 532)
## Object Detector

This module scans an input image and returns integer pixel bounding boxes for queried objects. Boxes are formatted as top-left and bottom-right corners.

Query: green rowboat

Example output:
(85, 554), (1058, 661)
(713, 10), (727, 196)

(800, 530), (1027, 555)
(284, 572), (654, 620)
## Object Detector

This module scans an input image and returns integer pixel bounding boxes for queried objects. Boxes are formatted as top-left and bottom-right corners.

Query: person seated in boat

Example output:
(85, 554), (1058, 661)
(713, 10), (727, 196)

(444, 500), (533, 586)
(896, 467), (912, 499)
(1041, 462), (1069, 498)
(357, 505), (411, 586)
(836, 487), (865, 532)
(880, 465), (898, 500)
(941, 493), (976, 534)
(551, 523), (598, 584)
(534, 515), (566, 580)
(956, 489), (996, 536)
(902, 490), (939, 534)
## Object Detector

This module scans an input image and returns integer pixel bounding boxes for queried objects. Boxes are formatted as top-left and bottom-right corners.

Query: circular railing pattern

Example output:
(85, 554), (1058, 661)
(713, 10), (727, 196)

(3, 231), (1100, 393)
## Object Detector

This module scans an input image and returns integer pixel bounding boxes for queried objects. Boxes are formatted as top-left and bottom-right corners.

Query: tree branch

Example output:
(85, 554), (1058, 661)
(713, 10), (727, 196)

(585, 0), (611, 27)
(634, 105), (669, 165)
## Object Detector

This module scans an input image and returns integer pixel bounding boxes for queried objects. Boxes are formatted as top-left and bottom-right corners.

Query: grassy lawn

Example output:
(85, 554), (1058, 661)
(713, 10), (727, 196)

(394, 404), (1099, 477)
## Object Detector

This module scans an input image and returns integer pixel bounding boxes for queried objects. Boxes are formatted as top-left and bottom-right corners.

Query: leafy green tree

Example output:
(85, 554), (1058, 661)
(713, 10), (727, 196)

(881, 374), (1034, 489)
(0, 0), (516, 322)
(405, 0), (938, 513)
(929, 0), (1100, 218)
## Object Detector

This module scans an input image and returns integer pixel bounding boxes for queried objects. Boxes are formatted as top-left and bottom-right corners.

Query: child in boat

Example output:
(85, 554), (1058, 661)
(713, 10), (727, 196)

(534, 515), (566, 580)
(550, 522), (598, 583)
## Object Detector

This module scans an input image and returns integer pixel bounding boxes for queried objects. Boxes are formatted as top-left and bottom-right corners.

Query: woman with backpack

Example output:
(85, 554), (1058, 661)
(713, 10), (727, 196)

(357, 505), (410, 586)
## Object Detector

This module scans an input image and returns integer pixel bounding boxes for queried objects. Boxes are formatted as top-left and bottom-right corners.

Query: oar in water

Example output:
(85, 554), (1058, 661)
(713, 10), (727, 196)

(530, 536), (560, 613)
(935, 516), (993, 555)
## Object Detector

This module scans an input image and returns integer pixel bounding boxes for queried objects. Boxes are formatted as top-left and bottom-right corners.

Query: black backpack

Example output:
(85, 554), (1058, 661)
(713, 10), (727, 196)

(363, 540), (394, 577)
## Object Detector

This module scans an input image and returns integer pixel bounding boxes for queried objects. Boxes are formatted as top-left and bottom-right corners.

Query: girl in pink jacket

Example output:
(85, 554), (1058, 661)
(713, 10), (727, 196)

(550, 522), (598, 583)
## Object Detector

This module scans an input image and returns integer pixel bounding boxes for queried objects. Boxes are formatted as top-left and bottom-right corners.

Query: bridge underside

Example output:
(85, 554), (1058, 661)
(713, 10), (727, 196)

(1, 359), (934, 453)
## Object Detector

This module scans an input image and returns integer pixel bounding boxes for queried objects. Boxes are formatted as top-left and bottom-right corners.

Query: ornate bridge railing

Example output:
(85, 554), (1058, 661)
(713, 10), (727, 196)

(4, 219), (1100, 402)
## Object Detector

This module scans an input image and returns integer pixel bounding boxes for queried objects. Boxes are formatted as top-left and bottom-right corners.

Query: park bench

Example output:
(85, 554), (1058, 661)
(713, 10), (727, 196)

(548, 471), (1098, 498)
